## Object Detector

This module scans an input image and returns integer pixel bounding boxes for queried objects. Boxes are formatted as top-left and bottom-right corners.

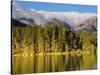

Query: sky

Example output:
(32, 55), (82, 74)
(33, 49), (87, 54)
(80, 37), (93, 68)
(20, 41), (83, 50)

(13, 1), (97, 13)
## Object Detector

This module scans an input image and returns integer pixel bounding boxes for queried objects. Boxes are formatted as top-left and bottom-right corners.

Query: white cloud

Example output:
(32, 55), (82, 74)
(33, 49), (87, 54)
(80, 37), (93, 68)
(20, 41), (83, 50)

(30, 8), (36, 11)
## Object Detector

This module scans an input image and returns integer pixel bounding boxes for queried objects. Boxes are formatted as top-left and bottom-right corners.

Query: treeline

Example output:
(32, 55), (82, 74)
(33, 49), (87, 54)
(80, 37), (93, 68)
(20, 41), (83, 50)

(12, 24), (95, 53)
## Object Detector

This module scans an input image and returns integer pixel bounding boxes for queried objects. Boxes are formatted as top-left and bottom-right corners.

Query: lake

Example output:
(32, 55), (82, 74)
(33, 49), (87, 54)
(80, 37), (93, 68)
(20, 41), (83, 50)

(12, 51), (97, 74)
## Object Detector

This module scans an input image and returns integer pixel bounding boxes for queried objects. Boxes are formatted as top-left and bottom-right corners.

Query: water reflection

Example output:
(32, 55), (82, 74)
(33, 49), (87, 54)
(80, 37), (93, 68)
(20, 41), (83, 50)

(66, 54), (83, 71)
(12, 52), (97, 74)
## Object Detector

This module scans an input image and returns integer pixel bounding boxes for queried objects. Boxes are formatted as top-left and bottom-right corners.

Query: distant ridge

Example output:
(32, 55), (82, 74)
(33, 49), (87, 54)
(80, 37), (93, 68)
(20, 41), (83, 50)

(12, 1), (97, 32)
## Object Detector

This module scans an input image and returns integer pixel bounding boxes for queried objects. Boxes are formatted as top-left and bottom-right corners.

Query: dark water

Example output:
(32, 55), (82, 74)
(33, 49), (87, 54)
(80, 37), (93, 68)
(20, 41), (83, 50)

(12, 52), (97, 74)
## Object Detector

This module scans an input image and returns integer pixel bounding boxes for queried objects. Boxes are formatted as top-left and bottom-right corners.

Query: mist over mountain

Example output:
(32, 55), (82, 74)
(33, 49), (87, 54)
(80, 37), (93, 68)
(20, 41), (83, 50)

(12, 1), (97, 31)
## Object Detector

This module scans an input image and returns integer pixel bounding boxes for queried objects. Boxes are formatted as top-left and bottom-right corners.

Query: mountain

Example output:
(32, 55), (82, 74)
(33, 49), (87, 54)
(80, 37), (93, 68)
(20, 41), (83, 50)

(12, 1), (97, 31)
(75, 16), (97, 31)
(12, 19), (27, 27)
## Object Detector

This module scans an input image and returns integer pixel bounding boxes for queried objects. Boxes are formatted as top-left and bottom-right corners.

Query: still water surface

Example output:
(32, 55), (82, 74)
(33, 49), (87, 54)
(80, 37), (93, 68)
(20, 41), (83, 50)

(12, 52), (97, 74)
